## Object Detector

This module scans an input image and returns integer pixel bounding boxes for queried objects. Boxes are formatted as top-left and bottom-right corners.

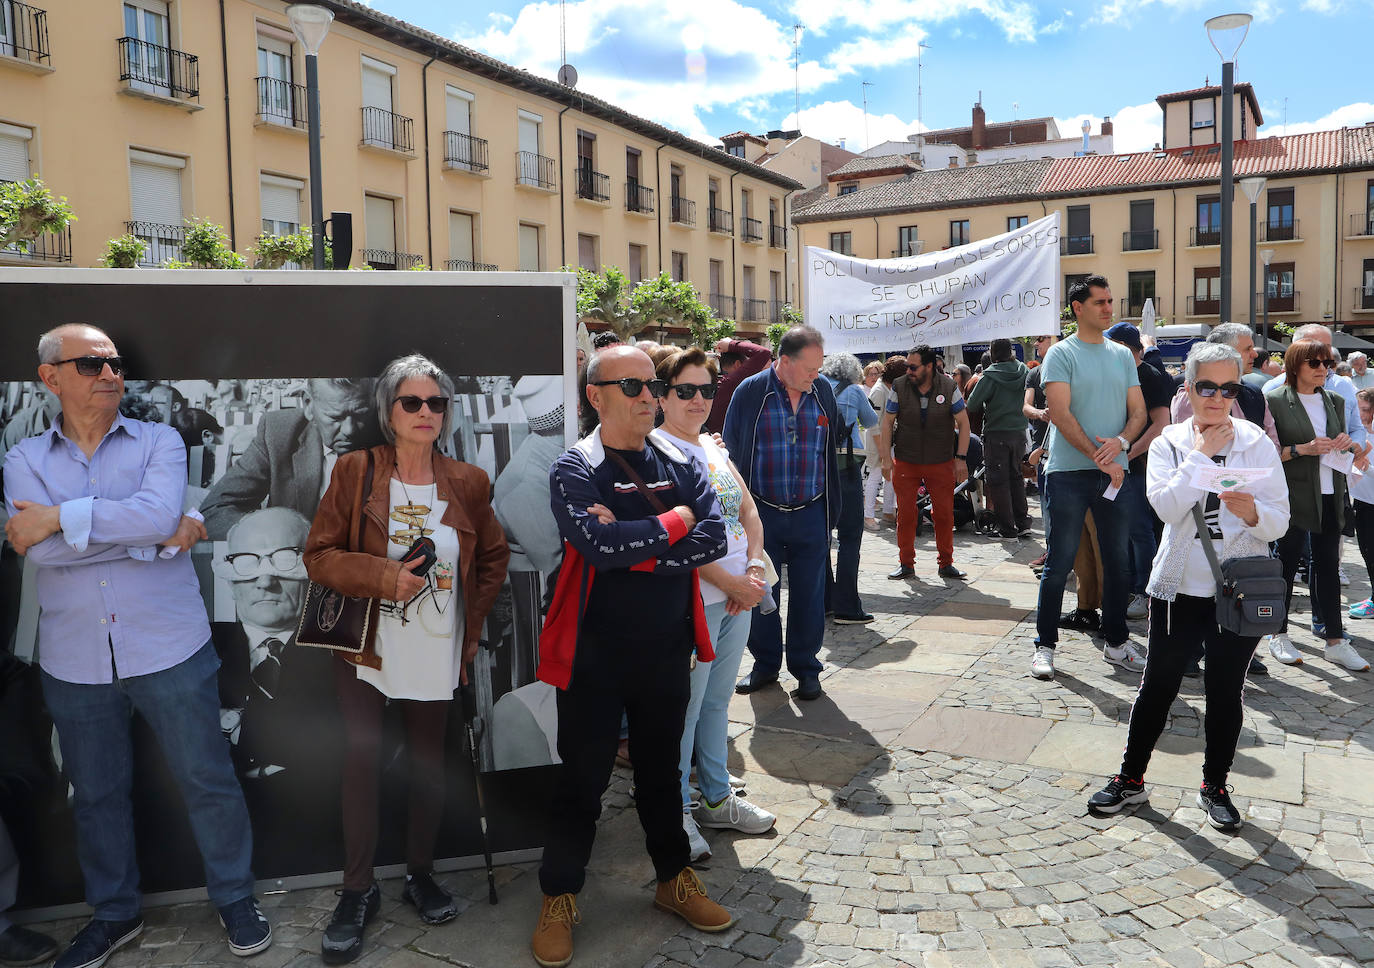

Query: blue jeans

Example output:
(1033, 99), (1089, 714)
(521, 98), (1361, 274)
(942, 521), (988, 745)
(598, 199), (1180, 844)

(679, 602), (752, 807)
(748, 499), (827, 679)
(1035, 470), (1130, 649)
(826, 458), (866, 617)
(41, 641), (255, 919)
(1122, 468), (1158, 595)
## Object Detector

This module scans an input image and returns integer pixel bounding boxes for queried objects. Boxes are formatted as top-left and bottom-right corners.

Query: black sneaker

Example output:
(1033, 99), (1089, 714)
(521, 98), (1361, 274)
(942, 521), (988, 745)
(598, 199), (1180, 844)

(832, 612), (874, 625)
(0, 924), (59, 967)
(1248, 655), (1269, 676)
(403, 872), (458, 925)
(321, 883), (380, 965)
(1087, 774), (1149, 814)
(1197, 782), (1242, 831)
(218, 896), (272, 957)
(1058, 608), (1101, 632)
(54, 916), (143, 968)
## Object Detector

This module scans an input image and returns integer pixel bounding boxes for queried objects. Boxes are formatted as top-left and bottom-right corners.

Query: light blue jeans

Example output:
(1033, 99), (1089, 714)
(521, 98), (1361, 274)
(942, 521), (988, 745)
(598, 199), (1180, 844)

(679, 601), (752, 808)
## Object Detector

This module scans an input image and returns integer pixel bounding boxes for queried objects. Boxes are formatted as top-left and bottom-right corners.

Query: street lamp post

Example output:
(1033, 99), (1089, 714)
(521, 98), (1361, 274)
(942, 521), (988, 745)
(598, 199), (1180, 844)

(1205, 13), (1253, 325)
(1260, 247), (1275, 350)
(286, 4), (334, 269)
(1240, 176), (1267, 327)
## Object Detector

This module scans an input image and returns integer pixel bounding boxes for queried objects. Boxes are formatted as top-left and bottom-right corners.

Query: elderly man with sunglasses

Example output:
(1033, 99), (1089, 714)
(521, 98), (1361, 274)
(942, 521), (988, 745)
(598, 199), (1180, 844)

(3, 325), (271, 968)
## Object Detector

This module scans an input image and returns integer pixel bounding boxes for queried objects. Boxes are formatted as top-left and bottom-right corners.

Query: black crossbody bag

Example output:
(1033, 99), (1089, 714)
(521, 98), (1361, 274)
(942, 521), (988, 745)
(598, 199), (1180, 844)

(1190, 502), (1286, 637)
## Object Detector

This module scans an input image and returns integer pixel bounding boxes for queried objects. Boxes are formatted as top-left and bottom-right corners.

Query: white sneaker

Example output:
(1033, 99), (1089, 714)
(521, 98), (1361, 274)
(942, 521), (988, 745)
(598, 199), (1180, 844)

(683, 808), (710, 861)
(864, 517), (879, 531)
(1268, 632), (1303, 665)
(1325, 639), (1370, 672)
(688, 770), (746, 791)
(1104, 641), (1148, 672)
(694, 792), (776, 834)
(1339, 566), (1351, 587)
(1030, 646), (1055, 679)
(1126, 594), (1149, 620)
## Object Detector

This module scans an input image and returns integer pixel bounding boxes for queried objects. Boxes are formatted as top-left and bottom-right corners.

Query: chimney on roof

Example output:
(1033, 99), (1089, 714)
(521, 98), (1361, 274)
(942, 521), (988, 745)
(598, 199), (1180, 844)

(966, 151), (978, 166)
(1102, 115), (1113, 137)
(948, 155), (960, 168)
(972, 100), (987, 150)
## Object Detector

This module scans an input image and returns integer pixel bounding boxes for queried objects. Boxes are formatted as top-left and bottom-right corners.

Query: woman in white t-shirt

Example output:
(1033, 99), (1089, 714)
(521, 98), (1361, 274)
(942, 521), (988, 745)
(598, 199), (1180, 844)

(305, 355), (509, 962)
(654, 347), (776, 861)
(863, 357), (905, 528)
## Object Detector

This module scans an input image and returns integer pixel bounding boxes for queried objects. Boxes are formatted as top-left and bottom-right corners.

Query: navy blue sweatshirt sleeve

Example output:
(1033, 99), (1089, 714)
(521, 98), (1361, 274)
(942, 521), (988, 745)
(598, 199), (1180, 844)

(647, 458), (727, 573)
(549, 452), (675, 569)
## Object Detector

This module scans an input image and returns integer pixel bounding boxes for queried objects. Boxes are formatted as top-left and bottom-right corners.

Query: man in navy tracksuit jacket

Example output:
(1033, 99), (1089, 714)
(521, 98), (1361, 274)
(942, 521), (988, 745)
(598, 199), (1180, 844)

(531, 345), (732, 966)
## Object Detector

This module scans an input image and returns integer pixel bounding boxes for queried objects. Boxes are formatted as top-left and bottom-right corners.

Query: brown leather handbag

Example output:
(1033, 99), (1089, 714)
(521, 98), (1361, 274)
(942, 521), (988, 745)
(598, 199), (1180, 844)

(295, 451), (378, 655)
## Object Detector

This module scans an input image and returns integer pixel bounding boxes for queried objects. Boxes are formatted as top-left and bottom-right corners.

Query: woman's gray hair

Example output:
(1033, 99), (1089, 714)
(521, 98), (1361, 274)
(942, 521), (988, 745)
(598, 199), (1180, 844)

(1184, 341), (1243, 384)
(375, 353), (456, 445)
(820, 352), (864, 389)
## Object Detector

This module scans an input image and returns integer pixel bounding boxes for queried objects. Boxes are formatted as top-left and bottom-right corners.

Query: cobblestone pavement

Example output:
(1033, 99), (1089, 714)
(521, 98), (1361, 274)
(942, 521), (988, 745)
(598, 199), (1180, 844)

(21, 495), (1374, 967)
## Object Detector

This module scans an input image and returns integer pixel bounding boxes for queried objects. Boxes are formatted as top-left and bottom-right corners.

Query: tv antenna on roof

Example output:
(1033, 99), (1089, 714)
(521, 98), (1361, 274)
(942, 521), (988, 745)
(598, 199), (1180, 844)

(862, 80), (873, 150)
(793, 23), (803, 129)
(556, 0), (576, 87)
(917, 41), (931, 134)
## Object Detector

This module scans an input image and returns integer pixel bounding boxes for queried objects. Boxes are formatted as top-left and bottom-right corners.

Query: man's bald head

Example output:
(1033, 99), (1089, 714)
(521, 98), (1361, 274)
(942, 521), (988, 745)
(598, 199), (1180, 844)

(227, 506), (311, 554)
(38, 324), (112, 364)
(584, 346), (659, 445)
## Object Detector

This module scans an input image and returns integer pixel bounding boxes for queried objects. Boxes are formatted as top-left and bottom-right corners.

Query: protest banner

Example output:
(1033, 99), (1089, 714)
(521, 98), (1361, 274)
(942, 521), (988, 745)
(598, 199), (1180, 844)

(804, 212), (1062, 354)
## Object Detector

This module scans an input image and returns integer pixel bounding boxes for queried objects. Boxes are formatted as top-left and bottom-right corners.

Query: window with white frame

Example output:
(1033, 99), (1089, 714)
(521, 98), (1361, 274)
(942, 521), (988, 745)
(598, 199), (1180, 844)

(129, 149), (185, 264)
(364, 193), (397, 267)
(256, 24), (295, 125)
(260, 174), (302, 236)
(0, 123), (32, 183)
(449, 211), (475, 267)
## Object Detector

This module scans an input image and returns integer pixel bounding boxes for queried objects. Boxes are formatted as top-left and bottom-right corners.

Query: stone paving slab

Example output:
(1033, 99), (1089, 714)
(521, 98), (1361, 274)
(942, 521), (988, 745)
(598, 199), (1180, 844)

(1303, 750), (1374, 811)
(895, 706), (1053, 763)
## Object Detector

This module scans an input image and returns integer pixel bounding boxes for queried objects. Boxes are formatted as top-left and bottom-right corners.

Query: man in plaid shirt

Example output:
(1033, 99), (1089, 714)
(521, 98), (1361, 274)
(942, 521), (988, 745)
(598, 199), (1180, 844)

(723, 326), (842, 701)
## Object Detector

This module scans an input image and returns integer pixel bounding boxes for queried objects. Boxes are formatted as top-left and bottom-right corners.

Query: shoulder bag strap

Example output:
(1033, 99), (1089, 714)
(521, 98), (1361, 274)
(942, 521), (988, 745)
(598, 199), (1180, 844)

(605, 448), (670, 514)
(351, 450), (376, 554)
(1191, 503), (1227, 590)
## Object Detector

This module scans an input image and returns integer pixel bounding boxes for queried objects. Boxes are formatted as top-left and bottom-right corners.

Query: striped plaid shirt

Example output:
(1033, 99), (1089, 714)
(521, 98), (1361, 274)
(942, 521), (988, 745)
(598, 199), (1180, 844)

(751, 367), (828, 507)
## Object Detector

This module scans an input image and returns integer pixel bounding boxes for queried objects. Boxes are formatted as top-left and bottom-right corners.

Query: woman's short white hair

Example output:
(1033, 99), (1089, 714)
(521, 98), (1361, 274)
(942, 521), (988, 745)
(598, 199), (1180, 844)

(375, 354), (456, 445)
(1184, 342), (1243, 384)
(820, 352), (864, 388)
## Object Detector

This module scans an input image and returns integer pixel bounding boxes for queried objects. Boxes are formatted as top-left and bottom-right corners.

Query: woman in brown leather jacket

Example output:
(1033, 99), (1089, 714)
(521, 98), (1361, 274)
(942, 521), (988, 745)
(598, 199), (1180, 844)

(304, 354), (508, 964)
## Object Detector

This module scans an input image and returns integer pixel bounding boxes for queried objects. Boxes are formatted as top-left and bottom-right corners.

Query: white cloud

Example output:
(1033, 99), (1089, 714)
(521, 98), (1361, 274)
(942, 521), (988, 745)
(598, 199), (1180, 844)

(1054, 102), (1162, 153)
(792, 0), (1040, 43)
(1092, 0), (1280, 26)
(1274, 102), (1374, 135)
(779, 100), (923, 154)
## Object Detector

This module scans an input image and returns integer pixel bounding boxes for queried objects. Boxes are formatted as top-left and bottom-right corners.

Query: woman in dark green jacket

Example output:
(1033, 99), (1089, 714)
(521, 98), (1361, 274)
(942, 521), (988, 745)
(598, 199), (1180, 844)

(1265, 339), (1370, 672)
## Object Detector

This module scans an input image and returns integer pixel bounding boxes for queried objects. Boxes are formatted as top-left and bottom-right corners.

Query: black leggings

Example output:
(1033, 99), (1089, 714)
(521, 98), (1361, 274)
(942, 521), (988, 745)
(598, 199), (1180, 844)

(1355, 500), (1374, 596)
(1276, 495), (1343, 640)
(1120, 595), (1258, 787)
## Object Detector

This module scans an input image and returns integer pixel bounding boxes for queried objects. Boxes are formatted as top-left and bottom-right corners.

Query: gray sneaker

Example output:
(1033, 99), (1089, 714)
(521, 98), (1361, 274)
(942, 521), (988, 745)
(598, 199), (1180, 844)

(1126, 593), (1148, 620)
(1030, 646), (1055, 679)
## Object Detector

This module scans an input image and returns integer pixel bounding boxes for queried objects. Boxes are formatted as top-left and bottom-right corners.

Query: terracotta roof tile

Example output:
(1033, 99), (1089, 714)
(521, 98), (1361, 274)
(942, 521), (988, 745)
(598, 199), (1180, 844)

(827, 154), (921, 180)
(794, 160), (1053, 222)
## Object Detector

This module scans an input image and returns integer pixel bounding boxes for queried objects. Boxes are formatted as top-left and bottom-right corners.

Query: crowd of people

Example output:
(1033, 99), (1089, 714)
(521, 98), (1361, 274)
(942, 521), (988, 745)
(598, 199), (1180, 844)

(3, 283), (1373, 968)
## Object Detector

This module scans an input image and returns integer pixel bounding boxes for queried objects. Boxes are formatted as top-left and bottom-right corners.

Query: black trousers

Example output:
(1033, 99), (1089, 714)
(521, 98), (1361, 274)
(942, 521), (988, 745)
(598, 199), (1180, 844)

(538, 627), (693, 896)
(1276, 495), (1343, 641)
(1121, 595), (1258, 787)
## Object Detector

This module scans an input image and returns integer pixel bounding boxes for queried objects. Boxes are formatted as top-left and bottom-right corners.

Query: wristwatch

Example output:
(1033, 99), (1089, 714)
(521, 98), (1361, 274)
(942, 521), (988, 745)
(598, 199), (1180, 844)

(1117, 435), (1130, 452)
(746, 557), (767, 572)
(1289, 443), (1300, 460)
(956, 453), (968, 460)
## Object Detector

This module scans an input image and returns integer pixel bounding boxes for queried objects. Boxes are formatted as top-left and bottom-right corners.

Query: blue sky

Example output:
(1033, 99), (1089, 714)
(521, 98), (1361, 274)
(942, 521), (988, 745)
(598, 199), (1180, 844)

(370, 0), (1373, 155)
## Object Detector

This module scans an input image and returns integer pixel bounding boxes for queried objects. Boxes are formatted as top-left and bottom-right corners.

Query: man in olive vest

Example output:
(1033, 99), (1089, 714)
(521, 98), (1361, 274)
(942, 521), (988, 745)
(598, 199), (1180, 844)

(879, 344), (970, 581)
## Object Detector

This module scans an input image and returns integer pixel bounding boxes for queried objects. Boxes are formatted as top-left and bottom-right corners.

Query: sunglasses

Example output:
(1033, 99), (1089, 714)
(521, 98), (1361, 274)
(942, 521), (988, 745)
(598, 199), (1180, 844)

(53, 355), (125, 377)
(1193, 380), (1243, 399)
(590, 378), (668, 399)
(906, 363), (924, 372)
(394, 395), (449, 414)
(668, 382), (718, 400)
(1304, 358), (1337, 370)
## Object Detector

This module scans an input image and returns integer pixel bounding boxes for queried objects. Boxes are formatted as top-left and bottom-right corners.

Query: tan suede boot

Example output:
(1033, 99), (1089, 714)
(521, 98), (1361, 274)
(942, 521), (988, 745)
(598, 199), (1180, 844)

(531, 893), (579, 967)
(653, 867), (735, 932)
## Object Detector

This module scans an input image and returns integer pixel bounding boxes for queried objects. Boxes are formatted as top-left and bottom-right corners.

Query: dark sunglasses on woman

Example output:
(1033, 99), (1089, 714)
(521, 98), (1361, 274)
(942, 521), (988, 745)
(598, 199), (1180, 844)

(1304, 358), (1337, 370)
(669, 382), (718, 400)
(394, 395), (450, 413)
(590, 377), (669, 398)
(1193, 380), (1243, 399)
(53, 355), (126, 377)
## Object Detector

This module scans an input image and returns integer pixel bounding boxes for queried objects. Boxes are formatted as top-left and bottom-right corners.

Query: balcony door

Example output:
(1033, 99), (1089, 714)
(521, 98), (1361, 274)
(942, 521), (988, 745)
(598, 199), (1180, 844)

(123, 0), (171, 97)
(129, 153), (184, 264)
(256, 34), (294, 125)
(364, 194), (397, 268)
(445, 86), (474, 168)
(517, 112), (542, 185)
(449, 212), (474, 268)
(361, 58), (396, 149)
(0, 1), (15, 58)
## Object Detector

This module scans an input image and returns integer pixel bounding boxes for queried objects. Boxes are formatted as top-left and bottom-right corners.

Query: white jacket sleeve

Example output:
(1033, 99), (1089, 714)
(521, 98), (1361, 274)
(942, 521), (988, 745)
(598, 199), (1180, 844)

(1146, 433), (1213, 525)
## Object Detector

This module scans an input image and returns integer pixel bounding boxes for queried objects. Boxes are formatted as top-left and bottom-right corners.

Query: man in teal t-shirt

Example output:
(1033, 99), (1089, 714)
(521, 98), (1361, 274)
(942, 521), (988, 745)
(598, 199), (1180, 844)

(1032, 275), (1146, 681)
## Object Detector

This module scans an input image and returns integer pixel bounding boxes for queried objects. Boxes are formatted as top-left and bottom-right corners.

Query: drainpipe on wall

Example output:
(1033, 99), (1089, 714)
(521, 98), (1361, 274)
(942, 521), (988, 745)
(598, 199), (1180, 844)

(557, 102), (574, 267)
(655, 144), (664, 273)
(420, 48), (437, 268)
(729, 170), (738, 323)
(872, 216), (879, 258)
(1333, 174), (1342, 327)
(1170, 189), (1178, 325)
(218, 0), (236, 250)
(783, 188), (794, 310)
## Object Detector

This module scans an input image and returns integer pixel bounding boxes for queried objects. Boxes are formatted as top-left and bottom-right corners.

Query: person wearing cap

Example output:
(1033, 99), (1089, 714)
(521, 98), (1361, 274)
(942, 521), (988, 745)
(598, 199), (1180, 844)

(1106, 322), (1176, 622)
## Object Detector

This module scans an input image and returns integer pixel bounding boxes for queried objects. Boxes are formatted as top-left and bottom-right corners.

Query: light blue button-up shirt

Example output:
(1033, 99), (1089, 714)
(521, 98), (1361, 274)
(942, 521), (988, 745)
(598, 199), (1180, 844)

(1262, 371), (1367, 448)
(3, 413), (210, 684)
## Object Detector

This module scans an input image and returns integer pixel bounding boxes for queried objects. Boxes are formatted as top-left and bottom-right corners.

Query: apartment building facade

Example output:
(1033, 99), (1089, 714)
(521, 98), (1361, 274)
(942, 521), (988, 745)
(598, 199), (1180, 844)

(794, 87), (1374, 335)
(0, 0), (801, 330)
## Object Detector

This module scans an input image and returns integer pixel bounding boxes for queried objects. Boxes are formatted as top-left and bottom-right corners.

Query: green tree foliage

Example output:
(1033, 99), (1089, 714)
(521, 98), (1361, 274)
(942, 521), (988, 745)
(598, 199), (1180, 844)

(0, 178), (75, 249)
(251, 228), (333, 269)
(765, 322), (788, 354)
(572, 265), (715, 343)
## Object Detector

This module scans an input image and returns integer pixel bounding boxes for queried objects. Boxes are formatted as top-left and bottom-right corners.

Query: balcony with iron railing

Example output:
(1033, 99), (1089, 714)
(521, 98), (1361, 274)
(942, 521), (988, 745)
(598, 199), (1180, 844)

(1186, 295), (1220, 317)
(741, 217), (763, 243)
(575, 166), (610, 203)
(445, 259), (498, 271)
(708, 207), (732, 235)
(125, 220), (185, 266)
(708, 293), (734, 318)
(625, 182), (654, 215)
(363, 249), (422, 270)
(361, 106), (414, 154)
(1349, 213), (1374, 239)
(769, 224), (786, 249)
(1260, 218), (1299, 243)
(743, 298), (768, 321)
(891, 241), (925, 257)
(118, 36), (199, 103)
(1122, 229), (1159, 252)
(255, 76), (306, 129)
(769, 299), (785, 324)
(1190, 226), (1221, 247)
(0, 224), (70, 263)
(515, 151), (556, 190)
(0, 1), (51, 70)
(443, 131), (488, 173)
(1060, 234), (1093, 256)
(671, 196), (696, 227)
(1353, 286), (1374, 313)
(1259, 289), (1300, 314)
(1123, 302), (1151, 320)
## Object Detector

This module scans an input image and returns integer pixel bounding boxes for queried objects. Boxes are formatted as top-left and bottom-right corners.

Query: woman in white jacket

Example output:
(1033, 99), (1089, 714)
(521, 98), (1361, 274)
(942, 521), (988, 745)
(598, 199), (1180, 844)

(1087, 342), (1289, 831)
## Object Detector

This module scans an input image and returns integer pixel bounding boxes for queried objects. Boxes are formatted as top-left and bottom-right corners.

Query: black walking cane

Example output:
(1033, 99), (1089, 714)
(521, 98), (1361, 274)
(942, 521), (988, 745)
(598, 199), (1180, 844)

(458, 678), (498, 904)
